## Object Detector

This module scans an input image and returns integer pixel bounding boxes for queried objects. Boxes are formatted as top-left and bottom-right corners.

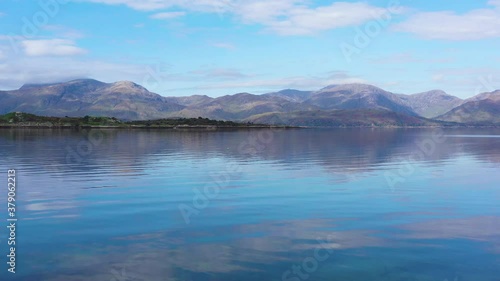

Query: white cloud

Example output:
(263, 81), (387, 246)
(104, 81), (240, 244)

(0, 50), (152, 90)
(41, 25), (85, 39)
(432, 73), (446, 83)
(82, 0), (173, 11)
(189, 68), (247, 80)
(211, 42), (235, 49)
(175, 71), (366, 92)
(150, 11), (185, 19)
(369, 52), (455, 64)
(0, 35), (11, 40)
(235, 1), (391, 35)
(81, 0), (233, 11)
(21, 39), (87, 56)
(0, 37), (364, 95)
(428, 68), (500, 97)
(80, 0), (397, 35)
(231, 0), (300, 25)
(393, 1), (500, 40)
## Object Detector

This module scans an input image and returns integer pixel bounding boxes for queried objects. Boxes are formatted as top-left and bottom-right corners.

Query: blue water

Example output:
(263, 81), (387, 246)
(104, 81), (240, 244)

(0, 128), (499, 281)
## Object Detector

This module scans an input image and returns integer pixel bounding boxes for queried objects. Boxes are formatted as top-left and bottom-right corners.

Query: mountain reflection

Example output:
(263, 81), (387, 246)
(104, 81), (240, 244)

(19, 215), (500, 281)
(1, 128), (499, 281)
(2, 128), (500, 179)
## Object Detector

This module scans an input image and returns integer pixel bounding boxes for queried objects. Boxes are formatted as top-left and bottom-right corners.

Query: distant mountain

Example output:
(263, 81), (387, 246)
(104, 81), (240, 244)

(171, 92), (319, 120)
(436, 90), (500, 124)
(0, 79), (184, 120)
(302, 84), (417, 116)
(398, 90), (463, 118)
(164, 95), (214, 107)
(263, 89), (313, 102)
(466, 90), (500, 103)
(245, 109), (452, 127)
(1, 79), (497, 126)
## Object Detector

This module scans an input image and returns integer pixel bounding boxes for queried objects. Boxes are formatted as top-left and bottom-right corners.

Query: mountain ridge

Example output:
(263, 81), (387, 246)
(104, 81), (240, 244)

(436, 90), (500, 124)
(1, 79), (498, 125)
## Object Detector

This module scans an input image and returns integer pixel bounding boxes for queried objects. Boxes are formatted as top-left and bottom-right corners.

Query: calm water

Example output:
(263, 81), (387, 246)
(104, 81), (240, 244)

(0, 128), (499, 281)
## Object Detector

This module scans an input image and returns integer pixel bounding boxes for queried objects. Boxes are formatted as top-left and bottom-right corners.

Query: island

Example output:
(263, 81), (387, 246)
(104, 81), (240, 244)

(0, 112), (291, 129)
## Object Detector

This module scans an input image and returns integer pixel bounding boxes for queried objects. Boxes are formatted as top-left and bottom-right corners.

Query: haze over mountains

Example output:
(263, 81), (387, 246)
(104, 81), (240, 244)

(0, 79), (498, 126)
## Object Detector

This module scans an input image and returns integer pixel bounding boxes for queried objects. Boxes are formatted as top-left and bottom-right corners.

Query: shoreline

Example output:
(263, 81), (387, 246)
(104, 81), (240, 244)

(1, 124), (498, 129)
(0, 124), (300, 129)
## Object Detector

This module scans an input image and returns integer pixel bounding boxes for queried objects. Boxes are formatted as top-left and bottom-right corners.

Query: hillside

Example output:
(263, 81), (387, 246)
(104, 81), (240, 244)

(263, 89), (313, 102)
(302, 84), (417, 116)
(436, 90), (500, 124)
(245, 109), (455, 127)
(1, 79), (498, 126)
(398, 90), (463, 118)
(0, 79), (184, 120)
(172, 92), (319, 120)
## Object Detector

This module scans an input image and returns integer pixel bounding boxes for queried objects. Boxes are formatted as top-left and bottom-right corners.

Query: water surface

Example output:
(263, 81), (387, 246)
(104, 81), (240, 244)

(0, 128), (499, 281)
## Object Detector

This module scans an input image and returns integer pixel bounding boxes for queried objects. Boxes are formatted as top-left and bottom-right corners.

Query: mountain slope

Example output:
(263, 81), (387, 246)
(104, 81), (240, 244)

(398, 90), (463, 118)
(466, 90), (500, 102)
(263, 89), (313, 102)
(0, 79), (185, 120)
(171, 92), (319, 120)
(303, 84), (417, 116)
(164, 95), (214, 107)
(1, 79), (496, 125)
(436, 90), (500, 124)
(245, 109), (451, 127)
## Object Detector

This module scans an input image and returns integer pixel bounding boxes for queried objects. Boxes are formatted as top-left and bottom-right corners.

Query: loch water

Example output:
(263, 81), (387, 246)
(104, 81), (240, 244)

(0, 128), (499, 281)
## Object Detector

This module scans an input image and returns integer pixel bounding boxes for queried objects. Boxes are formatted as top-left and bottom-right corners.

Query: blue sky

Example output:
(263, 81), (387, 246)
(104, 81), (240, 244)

(0, 0), (499, 98)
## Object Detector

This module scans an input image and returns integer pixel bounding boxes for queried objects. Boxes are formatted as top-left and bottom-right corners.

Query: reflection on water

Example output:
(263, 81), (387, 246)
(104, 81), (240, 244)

(0, 128), (499, 281)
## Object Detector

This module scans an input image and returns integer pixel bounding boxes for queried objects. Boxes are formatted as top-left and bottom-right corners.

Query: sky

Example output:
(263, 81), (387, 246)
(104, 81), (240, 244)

(0, 0), (499, 98)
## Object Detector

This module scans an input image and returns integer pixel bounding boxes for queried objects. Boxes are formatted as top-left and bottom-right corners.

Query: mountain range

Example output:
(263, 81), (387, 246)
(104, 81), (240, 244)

(0, 79), (498, 126)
